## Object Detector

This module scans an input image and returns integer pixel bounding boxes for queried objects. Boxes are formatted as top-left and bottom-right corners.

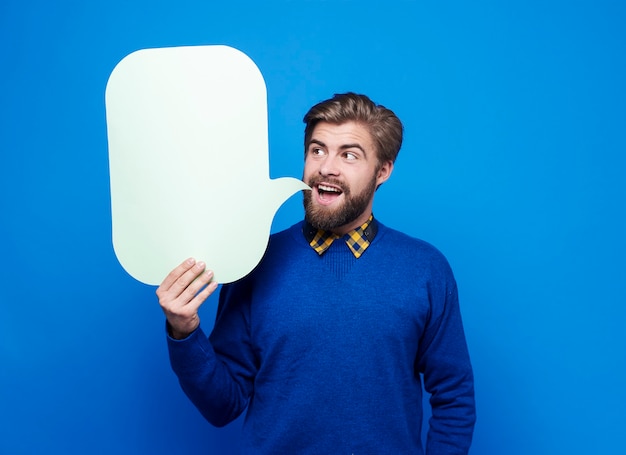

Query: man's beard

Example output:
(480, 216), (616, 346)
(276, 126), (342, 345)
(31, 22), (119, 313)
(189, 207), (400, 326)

(303, 173), (377, 232)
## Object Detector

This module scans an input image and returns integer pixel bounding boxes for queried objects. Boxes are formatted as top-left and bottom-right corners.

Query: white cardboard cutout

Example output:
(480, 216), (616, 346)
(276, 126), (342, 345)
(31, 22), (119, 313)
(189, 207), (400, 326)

(106, 45), (309, 285)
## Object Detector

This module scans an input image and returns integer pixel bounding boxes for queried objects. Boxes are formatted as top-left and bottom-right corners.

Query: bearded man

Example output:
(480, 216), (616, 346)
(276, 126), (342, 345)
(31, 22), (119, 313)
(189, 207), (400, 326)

(157, 93), (476, 454)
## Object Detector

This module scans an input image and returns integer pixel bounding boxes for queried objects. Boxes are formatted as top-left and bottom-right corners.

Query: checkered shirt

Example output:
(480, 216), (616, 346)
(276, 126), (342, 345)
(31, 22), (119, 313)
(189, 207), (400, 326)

(304, 215), (378, 258)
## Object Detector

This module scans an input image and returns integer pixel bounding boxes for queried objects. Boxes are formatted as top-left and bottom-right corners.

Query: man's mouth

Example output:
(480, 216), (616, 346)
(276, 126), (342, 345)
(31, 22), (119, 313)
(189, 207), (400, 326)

(316, 183), (343, 205)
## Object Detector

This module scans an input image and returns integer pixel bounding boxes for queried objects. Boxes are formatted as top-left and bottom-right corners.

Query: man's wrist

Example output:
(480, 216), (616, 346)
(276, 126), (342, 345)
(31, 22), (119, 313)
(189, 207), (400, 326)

(166, 321), (194, 340)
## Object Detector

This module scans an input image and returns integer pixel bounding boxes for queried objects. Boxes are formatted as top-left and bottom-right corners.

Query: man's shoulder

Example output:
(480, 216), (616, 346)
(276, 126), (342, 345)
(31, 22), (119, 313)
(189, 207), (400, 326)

(268, 221), (305, 245)
(377, 222), (444, 253)
(376, 222), (453, 270)
(225, 222), (306, 287)
(261, 221), (310, 262)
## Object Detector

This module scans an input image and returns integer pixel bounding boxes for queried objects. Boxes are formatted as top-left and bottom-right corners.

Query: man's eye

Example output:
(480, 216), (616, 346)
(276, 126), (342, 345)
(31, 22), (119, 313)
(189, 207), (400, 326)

(344, 152), (357, 160)
(311, 148), (324, 155)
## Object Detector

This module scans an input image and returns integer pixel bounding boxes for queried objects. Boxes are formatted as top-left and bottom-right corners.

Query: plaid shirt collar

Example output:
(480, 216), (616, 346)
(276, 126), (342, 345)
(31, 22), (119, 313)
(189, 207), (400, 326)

(303, 215), (378, 258)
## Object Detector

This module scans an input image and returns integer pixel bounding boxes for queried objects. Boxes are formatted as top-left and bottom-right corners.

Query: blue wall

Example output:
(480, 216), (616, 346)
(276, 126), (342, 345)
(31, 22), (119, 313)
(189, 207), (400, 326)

(2, 1), (625, 453)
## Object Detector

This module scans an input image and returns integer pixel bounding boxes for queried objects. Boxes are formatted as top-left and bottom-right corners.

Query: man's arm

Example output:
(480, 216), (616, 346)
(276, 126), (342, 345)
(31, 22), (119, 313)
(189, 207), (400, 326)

(416, 280), (476, 455)
(157, 258), (254, 426)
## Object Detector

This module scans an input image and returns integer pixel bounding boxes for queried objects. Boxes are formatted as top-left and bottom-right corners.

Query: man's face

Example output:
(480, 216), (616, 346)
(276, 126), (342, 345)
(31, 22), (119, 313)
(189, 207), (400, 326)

(302, 121), (393, 234)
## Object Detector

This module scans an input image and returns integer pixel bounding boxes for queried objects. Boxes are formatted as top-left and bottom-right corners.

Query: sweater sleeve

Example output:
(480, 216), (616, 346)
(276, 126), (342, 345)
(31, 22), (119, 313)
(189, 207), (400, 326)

(167, 281), (257, 427)
(416, 275), (476, 454)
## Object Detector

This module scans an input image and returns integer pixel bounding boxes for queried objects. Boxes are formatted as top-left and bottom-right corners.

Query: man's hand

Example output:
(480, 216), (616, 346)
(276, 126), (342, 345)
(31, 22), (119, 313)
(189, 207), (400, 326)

(156, 258), (218, 339)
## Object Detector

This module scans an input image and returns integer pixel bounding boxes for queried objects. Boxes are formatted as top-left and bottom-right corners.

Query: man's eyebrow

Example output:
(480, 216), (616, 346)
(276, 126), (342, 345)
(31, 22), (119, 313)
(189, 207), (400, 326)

(308, 139), (326, 148)
(340, 143), (365, 153)
(340, 143), (367, 158)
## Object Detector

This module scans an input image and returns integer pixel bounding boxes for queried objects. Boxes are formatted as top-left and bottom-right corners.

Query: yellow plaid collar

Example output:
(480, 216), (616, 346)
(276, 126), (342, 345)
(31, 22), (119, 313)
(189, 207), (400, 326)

(303, 215), (378, 258)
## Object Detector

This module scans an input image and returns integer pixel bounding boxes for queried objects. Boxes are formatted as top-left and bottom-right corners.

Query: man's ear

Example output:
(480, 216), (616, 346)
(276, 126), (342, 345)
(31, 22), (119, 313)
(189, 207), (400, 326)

(376, 160), (394, 187)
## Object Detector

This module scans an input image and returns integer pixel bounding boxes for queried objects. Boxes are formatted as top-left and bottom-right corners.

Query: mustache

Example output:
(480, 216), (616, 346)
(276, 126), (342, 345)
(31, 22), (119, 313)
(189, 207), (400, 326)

(306, 175), (348, 193)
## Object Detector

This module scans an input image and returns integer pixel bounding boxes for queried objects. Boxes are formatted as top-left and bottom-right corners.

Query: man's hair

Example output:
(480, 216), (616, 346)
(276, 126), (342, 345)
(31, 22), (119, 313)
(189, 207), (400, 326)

(303, 92), (403, 165)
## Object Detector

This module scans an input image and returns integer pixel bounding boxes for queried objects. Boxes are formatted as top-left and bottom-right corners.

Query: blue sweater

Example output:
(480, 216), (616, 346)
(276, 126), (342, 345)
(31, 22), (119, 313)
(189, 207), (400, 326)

(168, 221), (475, 454)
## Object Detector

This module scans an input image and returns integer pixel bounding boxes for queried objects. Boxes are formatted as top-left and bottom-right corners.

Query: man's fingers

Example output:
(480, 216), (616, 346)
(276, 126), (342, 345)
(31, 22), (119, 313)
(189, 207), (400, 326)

(158, 258), (211, 303)
(173, 261), (208, 295)
(160, 271), (219, 338)
(186, 279), (219, 312)
(180, 268), (215, 304)
(156, 258), (219, 339)
(157, 259), (216, 305)
(157, 257), (197, 296)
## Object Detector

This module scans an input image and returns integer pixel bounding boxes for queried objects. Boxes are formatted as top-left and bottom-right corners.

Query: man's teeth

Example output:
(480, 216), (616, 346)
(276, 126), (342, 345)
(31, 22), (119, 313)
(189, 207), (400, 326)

(318, 184), (341, 193)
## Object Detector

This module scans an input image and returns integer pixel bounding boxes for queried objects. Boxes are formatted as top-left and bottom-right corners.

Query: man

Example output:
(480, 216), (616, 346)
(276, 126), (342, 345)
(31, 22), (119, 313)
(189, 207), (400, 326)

(157, 93), (476, 454)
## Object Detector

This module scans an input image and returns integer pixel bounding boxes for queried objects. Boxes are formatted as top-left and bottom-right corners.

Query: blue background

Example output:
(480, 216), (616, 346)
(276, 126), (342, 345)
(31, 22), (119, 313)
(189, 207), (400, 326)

(2, 1), (625, 453)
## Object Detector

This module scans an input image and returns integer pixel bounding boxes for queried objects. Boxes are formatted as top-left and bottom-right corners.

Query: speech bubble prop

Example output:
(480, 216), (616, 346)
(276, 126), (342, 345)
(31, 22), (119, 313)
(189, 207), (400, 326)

(106, 45), (309, 285)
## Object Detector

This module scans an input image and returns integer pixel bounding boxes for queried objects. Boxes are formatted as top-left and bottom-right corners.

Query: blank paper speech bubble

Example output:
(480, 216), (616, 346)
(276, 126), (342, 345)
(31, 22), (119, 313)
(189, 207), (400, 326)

(106, 45), (309, 285)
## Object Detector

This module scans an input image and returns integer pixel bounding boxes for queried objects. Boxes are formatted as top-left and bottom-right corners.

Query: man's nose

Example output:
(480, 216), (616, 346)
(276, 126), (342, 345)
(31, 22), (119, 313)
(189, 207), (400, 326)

(319, 154), (340, 176)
